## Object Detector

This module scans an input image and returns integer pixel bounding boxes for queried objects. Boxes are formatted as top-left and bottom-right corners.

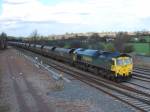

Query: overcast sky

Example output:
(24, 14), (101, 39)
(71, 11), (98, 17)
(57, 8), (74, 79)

(0, 0), (150, 36)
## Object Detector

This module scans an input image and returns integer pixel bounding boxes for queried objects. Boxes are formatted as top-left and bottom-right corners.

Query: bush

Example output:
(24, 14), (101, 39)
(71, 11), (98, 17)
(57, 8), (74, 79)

(64, 44), (70, 48)
(139, 38), (147, 43)
(104, 44), (115, 52)
(123, 45), (134, 53)
(70, 41), (81, 48)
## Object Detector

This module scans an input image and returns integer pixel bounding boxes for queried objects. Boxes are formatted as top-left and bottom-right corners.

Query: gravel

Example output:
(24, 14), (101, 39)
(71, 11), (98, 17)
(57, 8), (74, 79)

(46, 77), (136, 112)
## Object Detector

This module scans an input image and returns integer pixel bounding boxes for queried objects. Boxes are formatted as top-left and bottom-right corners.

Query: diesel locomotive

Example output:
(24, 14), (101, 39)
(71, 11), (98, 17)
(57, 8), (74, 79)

(9, 42), (133, 82)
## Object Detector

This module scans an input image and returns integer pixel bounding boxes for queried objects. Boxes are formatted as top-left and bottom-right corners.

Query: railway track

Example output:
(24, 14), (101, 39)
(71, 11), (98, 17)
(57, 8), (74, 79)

(127, 82), (150, 90)
(134, 69), (150, 76)
(17, 48), (150, 112)
(134, 67), (150, 77)
(135, 67), (150, 73)
(133, 68), (150, 83)
(123, 82), (150, 97)
(132, 76), (150, 83)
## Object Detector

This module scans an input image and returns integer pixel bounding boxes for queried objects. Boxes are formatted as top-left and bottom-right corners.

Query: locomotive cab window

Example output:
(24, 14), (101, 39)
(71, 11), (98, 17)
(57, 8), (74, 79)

(124, 58), (132, 65)
(116, 59), (124, 65)
(116, 57), (132, 66)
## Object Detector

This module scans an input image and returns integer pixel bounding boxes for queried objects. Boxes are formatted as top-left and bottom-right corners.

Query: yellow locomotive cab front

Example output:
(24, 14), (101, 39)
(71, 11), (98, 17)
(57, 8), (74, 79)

(111, 57), (133, 77)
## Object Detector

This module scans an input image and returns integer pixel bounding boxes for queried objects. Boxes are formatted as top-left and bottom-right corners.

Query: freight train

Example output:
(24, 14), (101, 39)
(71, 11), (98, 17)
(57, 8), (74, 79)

(9, 42), (133, 82)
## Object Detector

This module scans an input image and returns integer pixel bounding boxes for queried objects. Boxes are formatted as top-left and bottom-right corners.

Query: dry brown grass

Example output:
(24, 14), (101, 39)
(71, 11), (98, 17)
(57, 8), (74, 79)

(49, 80), (64, 91)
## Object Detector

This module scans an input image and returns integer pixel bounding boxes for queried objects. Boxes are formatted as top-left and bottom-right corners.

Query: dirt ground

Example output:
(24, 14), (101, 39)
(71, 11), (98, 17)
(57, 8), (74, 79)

(0, 48), (92, 112)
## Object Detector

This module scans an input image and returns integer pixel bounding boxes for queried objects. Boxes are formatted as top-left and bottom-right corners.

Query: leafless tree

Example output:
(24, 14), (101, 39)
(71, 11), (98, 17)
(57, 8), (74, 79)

(0, 32), (7, 49)
(113, 32), (131, 53)
(30, 30), (39, 45)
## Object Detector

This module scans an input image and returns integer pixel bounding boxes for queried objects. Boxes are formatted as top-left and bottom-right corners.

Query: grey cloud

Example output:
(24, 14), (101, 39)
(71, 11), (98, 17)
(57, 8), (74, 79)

(3, 0), (29, 5)
(0, 18), (59, 31)
(19, 20), (58, 24)
(79, 13), (90, 15)
(53, 12), (90, 16)
(0, 18), (58, 24)
(0, 21), (88, 36)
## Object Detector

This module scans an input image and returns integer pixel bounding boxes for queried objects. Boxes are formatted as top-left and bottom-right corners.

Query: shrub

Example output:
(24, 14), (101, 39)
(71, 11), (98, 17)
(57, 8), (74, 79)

(139, 38), (147, 43)
(123, 45), (134, 53)
(105, 44), (115, 52)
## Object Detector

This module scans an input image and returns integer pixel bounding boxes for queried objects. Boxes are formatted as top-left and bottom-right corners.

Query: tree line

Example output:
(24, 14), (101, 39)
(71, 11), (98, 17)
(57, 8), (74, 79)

(4, 30), (150, 54)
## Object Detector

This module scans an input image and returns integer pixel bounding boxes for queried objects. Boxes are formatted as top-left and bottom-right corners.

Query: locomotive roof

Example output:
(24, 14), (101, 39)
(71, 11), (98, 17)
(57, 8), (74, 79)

(100, 51), (131, 58)
(74, 48), (131, 58)
(74, 48), (99, 57)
